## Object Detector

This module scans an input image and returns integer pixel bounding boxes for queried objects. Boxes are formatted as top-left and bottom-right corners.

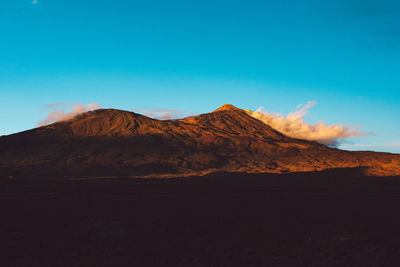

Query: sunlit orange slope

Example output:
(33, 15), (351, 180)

(0, 104), (399, 179)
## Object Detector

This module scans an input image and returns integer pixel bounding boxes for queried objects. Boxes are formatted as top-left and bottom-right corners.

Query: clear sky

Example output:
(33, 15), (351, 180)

(1, 0), (399, 153)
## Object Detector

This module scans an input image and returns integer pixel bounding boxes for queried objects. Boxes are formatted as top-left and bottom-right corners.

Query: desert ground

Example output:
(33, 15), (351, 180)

(2, 169), (400, 267)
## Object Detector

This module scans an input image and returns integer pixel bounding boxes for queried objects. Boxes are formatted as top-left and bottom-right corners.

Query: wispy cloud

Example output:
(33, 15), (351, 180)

(38, 103), (100, 126)
(340, 142), (400, 153)
(341, 143), (400, 149)
(135, 108), (196, 120)
(251, 101), (366, 146)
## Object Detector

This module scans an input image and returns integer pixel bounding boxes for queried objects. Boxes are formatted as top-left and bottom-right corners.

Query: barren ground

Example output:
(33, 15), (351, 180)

(2, 170), (400, 266)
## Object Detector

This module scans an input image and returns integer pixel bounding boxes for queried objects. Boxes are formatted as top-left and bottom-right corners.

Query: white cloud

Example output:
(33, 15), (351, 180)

(135, 108), (196, 120)
(251, 101), (364, 146)
(38, 103), (100, 126)
(340, 143), (400, 150)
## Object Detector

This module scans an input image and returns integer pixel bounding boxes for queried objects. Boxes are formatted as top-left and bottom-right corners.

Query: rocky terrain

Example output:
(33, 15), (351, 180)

(1, 104), (399, 180)
(2, 104), (400, 266)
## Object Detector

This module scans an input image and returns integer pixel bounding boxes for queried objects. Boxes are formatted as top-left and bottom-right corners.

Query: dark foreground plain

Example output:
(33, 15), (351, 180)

(2, 168), (400, 267)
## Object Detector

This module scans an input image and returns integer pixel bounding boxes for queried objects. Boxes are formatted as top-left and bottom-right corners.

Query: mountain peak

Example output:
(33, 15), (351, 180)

(214, 104), (242, 112)
(2, 104), (400, 178)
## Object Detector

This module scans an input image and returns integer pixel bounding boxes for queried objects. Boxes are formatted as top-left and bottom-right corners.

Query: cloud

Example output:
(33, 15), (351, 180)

(340, 142), (400, 153)
(341, 143), (400, 149)
(31, 0), (38, 4)
(135, 108), (196, 120)
(251, 101), (364, 146)
(38, 103), (100, 126)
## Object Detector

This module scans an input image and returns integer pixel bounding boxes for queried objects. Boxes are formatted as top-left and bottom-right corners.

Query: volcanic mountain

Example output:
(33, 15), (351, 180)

(1, 104), (399, 179)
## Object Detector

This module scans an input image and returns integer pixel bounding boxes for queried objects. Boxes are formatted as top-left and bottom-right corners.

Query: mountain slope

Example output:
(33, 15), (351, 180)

(0, 105), (399, 179)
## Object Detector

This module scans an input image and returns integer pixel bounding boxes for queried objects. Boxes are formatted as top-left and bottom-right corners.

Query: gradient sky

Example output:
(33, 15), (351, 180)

(1, 0), (400, 153)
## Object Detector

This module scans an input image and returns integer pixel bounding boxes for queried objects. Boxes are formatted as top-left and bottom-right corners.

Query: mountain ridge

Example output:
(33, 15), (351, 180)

(0, 104), (399, 179)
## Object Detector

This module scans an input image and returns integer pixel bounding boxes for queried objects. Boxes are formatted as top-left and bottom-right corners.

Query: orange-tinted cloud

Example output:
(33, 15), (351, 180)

(135, 108), (196, 120)
(251, 101), (363, 146)
(38, 103), (100, 126)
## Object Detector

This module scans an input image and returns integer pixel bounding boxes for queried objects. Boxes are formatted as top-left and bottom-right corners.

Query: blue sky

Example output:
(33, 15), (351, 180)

(0, 0), (399, 153)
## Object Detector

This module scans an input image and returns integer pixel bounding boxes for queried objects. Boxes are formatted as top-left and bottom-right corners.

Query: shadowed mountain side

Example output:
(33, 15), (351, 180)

(0, 105), (399, 179)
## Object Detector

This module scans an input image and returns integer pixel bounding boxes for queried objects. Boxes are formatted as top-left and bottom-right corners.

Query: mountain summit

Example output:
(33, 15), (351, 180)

(213, 104), (243, 112)
(0, 105), (399, 179)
